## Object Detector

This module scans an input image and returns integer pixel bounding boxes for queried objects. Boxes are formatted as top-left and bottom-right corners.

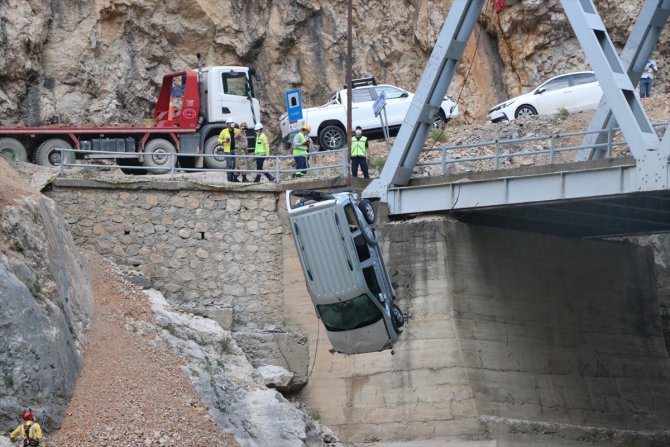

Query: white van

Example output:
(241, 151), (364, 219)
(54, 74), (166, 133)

(286, 189), (404, 354)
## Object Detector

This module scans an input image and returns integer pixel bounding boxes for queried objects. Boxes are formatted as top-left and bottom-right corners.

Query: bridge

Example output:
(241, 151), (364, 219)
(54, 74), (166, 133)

(364, 0), (670, 239)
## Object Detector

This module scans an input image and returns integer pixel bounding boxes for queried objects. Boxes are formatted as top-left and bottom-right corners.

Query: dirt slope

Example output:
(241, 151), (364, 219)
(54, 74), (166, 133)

(48, 255), (238, 447)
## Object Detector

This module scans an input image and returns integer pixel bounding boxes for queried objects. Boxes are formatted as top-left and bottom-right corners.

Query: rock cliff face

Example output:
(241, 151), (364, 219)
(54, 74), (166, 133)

(1, 1), (665, 130)
(0, 159), (93, 431)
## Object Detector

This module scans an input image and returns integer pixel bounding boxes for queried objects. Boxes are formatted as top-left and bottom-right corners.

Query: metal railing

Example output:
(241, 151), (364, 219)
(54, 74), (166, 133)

(56, 147), (349, 182)
(417, 121), (669, 175)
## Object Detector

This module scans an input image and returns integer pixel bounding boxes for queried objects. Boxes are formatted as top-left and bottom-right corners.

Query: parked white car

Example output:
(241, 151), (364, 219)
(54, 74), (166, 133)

(280, 77), (459, 150)
(486, 71), (602, 122)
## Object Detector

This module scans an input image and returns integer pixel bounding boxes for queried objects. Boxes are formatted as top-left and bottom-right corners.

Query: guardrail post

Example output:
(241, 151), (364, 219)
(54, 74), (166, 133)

(494, 140), (500, 170)
(170, 152), (176, 178)
(441, 145), (447, 175)
(550, 133), (557, 164)
(343, 149), (348, 176)
(59, 149), (65, 175)
(275, 155), (280, 182)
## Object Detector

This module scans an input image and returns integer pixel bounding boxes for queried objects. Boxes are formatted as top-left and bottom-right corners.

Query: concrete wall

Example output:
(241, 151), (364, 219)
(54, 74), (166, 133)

(283, 216), (670, 444)
(48, 181), (670, 445)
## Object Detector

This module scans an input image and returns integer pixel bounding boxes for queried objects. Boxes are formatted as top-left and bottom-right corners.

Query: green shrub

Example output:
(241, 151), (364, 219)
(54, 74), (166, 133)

(558, 108), (569, 119)
(430, 128), (447, 143)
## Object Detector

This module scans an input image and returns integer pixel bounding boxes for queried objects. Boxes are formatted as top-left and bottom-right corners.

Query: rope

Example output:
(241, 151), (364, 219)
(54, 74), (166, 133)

(419, 0), (492, 164)
(306, 319), (320, 380)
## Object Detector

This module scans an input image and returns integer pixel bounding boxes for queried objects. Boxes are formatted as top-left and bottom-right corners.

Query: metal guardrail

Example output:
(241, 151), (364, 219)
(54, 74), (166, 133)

(417, 121), (669, 175)
(56, 147), (349, 181)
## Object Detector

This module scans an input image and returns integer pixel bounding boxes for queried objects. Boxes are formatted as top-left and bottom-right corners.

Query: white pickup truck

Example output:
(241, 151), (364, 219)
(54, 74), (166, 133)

(279, 77), (459, 150)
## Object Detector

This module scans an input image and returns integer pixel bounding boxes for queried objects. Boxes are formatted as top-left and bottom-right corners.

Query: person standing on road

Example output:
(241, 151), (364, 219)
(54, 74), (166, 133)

(9, 410), (45, 447)
(351, 126), (369, 179)
(253, 123), (276, 183)
(292, 124), (311, 178)
(218, 118), (240, 182)
(640, 59), (658, 98)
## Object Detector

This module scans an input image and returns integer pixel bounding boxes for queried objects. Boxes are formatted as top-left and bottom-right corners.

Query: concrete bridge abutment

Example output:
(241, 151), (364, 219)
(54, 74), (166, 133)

(47, 179), (670, 445)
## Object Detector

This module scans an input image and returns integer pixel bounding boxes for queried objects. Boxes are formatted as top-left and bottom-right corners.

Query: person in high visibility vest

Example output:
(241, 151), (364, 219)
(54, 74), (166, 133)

(291, 124), (311, 178)
(351, 126), (369, 178)
(253, 123), (275, 183)
(9, 410), (45, 447)
(218, 118), (240, 182)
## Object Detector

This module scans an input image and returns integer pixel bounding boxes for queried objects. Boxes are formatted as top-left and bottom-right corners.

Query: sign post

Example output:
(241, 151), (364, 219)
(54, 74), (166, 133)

(373, 91), (391, 150)
(285, 89), (304, 132)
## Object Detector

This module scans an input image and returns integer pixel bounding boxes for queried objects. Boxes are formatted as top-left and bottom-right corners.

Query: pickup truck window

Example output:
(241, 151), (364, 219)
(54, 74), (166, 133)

(352, 88), (373, 103)
(375, 86), (404, 99)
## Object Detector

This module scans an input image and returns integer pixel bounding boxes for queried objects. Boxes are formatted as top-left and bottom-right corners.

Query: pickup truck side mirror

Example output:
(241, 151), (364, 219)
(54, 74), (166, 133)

(255, 73), (262, 82)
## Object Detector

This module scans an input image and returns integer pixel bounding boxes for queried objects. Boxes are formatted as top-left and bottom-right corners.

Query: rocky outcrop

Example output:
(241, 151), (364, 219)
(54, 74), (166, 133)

(140, 289), (340, 447)
(0, 159), (93, 431)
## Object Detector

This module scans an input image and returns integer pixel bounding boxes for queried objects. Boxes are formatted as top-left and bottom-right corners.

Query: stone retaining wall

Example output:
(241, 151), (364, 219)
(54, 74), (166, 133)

(50, 185), (283, 329)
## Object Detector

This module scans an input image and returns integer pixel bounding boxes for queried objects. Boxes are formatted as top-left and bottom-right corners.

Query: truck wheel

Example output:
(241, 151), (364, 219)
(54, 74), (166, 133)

(35, 138), (75, 167)
(203, 135), (227, 169)
(0, 138), (27, 162)
(142, 138), (176, 174)
(358, 199), (376, 224)
(117, 158), (148, 175)
(318, 125), (345, 151)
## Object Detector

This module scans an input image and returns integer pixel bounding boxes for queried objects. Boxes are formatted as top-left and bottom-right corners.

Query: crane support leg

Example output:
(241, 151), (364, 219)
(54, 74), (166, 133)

(576, 0), (670, 161)
(363, 0), (486, 202)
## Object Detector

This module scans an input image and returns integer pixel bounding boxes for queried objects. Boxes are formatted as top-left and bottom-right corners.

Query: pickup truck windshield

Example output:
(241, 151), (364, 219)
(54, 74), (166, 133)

(317, 294), (383, 331)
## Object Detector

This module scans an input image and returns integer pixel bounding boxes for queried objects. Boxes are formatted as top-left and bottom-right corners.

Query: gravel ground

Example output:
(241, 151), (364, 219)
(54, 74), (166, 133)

(48, 255), (238, 447)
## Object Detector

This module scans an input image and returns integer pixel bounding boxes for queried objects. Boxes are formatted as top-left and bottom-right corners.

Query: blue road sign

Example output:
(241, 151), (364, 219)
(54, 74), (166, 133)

(285, 89), (303, 122)
(373, 91), (386, 117)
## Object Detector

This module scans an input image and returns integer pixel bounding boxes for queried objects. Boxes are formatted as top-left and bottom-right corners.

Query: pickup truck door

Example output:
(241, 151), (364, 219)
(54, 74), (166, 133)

(374, 86), (409, 128)
(350, 88), (378, 130)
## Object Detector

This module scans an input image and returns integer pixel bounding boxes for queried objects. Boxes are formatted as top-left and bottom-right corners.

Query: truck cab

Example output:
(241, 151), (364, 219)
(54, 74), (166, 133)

(198, 66), (261, 126)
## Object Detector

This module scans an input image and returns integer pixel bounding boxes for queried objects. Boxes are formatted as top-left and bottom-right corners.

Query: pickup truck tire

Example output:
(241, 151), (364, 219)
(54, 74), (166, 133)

(203, 135), (228, 169)
(392, 304), (405, 331)
(358, 199), (376, 224)
(433, 110), (450, 129)
(142, 138), (177, 174)
(35, 138), (75, 167)
(318, 125), (346, 151)
(0, 138), (27, 162)
(117, 158), (148, 175)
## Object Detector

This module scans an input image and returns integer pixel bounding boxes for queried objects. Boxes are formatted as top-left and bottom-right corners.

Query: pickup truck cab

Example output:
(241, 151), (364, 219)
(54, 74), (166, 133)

(280, 77), (459, 150)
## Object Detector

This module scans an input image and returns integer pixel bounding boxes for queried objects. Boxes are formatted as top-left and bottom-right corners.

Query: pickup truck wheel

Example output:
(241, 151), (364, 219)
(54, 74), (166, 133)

(432, 110), (449, 129)
(392, 304), (405, 331)
(142, 138), (177, 174)
(35, 138), (75, 167)
(203, 135), (228, 169)
(358, 199), (376, 224)
(0, 138), (27, 162)
(318, 125), (345, 150)
(117, 158), (148, 175)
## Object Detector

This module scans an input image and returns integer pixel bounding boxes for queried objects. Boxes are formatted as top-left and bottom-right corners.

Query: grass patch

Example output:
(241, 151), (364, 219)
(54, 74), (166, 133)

(4, 374), (13, 389)
(558, 108), (569, 119)
(429, 128), (447, 143)
(308, 408), (321, 421)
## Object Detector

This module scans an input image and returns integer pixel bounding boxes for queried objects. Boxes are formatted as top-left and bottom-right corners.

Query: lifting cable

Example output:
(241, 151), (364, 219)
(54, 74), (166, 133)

(418, 0), (494, 164)
(306, 318), (320, 380)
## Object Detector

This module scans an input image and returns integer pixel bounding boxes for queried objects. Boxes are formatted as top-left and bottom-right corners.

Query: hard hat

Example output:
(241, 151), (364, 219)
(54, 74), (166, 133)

(302, 124), (312, 133)
(254, 123), (263, 131)
(226, 118), (235, 124)
(22, 410), (34, 421)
